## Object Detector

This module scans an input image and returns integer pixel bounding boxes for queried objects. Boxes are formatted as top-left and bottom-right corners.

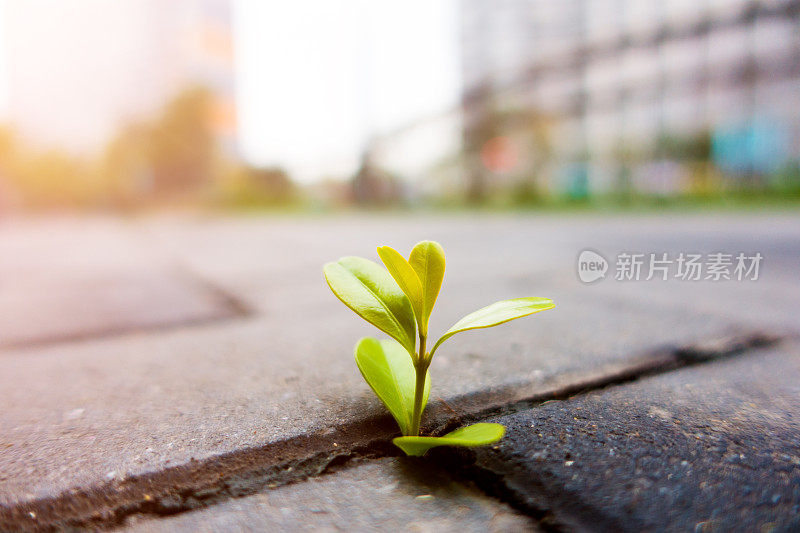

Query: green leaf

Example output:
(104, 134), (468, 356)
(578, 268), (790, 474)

(354, 337), (430, 436)
(408, 241), (446, 335)
(392, 423), (505, 456)
(377, 246), (424, 331)
(324, 257), (417, 354)
(430, 297), (554, 357)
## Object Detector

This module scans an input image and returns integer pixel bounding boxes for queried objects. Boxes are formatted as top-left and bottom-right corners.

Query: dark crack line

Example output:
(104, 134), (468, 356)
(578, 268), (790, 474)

(428, 331), (782, 437)
(1, 220), (254, 352)
(425, 332), (786, 533)
(0, 330), (784, 531)
(0, 267), (253, 352)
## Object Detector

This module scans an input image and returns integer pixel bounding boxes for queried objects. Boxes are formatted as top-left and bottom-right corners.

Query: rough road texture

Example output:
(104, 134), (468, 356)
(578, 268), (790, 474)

(439, 344), (800, 532)
(124, 458), (538, 533)
(0, 213), (798, 531)
(0, 218), (245, 349)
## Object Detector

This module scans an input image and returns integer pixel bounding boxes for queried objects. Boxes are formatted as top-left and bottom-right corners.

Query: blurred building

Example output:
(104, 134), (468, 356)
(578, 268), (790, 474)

(3, 0), (236, 155)
(460, 0), (800, 198)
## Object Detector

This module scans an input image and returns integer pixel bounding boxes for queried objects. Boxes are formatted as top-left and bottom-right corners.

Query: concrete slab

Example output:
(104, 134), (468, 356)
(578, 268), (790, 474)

(0, 217), (243, 349)
(0, 281), (750, 510)
(0, 213), (796, 527)
(141, 212), (800, 330)
(453, 344), (800, 532)
(124, 458), (538, 533)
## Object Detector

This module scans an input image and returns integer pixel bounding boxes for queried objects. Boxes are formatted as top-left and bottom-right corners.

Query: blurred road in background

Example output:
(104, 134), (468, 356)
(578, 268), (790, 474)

(0, 211), (798, 530)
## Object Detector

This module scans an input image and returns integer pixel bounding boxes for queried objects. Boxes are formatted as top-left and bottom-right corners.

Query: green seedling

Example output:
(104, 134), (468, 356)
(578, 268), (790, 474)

(324, 240), (553, 456)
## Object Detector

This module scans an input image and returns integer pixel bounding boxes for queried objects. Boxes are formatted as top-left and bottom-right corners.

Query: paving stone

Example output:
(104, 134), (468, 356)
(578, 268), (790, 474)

(580, 215), (800, 332)
(0, 277), (746, 508)
(124, 458), (538, 533)
(0, 213), (795, 519)
(457, 344), (800, 532)
(0, 217), (241, 348)
(142, 213), (800, 330)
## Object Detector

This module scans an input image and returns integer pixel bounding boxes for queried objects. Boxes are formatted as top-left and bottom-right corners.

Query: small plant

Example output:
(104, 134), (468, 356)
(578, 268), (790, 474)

(324, 240), (553, 456)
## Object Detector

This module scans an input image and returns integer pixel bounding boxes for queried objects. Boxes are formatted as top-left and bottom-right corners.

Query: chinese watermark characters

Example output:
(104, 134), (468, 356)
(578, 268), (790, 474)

(577, 249), (762, 283)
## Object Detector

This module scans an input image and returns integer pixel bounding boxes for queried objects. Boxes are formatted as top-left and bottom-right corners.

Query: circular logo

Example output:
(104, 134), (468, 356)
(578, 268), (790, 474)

(577, 249), (608, 283)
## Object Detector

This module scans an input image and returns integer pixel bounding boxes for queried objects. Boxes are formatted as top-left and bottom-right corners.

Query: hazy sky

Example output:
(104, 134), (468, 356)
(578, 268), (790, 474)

(0, 0), (460, 182)
(232, 0), (460, 180)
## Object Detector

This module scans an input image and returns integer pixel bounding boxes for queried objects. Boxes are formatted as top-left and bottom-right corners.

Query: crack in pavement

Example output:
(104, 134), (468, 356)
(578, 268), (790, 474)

(0, 266), (253, 352)
(427, 336), (795, 533)
(0, 330), (783, 531)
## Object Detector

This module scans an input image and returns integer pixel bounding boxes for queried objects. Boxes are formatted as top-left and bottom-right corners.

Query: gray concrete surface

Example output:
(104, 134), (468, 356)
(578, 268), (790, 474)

(0, 218), (242, 348)
(0, 212), (798, 529)
(124, 458), (537, 533)
(457, 344), (800, 532)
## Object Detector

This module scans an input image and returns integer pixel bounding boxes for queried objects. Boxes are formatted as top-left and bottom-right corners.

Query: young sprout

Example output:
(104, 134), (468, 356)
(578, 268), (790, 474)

(324, 240), (553, 456)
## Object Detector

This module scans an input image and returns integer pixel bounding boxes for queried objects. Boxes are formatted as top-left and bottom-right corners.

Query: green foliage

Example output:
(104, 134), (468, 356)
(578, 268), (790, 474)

(407, 241), (445, 336)
(376, 246), (424, 334)
(393, 423), (506, 457)
(324, 240), (553, 455)
(323, 256), (417, 356)
(429, 297), (555, 358)
(355, 338), (430, 436)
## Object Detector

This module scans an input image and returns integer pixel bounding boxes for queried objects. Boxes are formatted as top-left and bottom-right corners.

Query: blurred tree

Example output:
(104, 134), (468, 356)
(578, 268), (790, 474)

(0, 125), (112, 209)
(655, 131), (712, 162)
(218, 164), (298, 207)
(102, 86), (218, 204)
(0, 86), (305, 211)
(248, 167), (296, 203)
(654, 130), (717, 197)
(13, 150), (101, 208)
(769, 162), (800, 197)
(351, 148), (403, 206)
(612, 143), (637, 204)
(147, 86), (216, 196)
(0, 128), (21, 212)
(101, 122), (153, 207)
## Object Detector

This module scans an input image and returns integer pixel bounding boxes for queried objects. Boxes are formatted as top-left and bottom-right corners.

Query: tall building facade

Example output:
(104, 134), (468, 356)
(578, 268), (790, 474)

(3, 0), (236, 155)
(460, 0), (800, 197)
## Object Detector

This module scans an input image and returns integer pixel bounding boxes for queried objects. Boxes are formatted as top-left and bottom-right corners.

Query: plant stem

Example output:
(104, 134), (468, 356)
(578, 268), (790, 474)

(410, 334), (427, 436)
